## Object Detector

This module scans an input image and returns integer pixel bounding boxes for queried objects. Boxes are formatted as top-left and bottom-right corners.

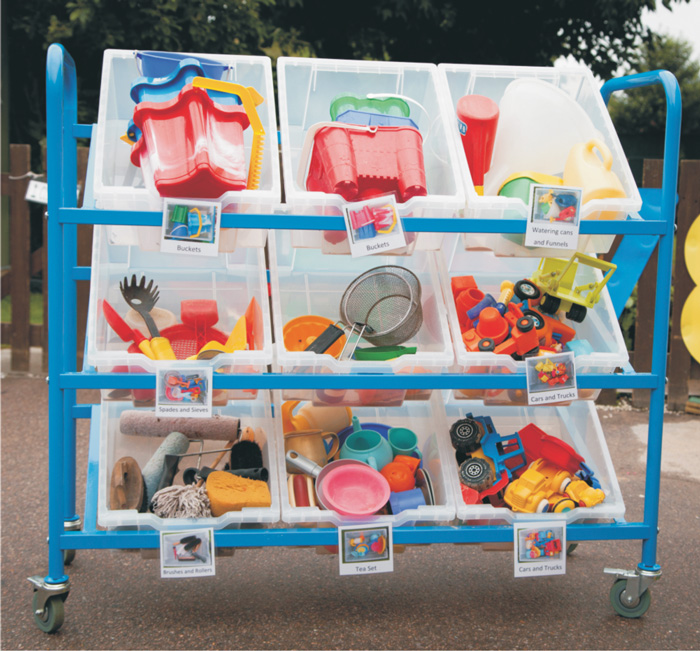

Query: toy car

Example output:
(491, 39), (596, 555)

(450, 413), (526, 504)
(513, 252), (616, 323)
(504, 457), (605, 513)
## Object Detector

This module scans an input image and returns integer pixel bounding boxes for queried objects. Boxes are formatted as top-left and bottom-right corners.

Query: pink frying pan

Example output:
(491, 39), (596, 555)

(285, 450), (390, 517)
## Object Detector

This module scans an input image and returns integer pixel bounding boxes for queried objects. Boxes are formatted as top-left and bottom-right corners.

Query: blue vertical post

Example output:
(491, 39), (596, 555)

(62, 223), (79, 526)
(602, 70), (682, 571)
(45, 44), (78, 583)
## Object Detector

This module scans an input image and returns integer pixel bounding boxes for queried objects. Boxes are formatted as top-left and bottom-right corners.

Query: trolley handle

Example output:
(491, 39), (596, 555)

(600, 70), (681, 229)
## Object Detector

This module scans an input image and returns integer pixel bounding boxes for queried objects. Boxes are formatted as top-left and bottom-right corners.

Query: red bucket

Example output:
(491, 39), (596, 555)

(131, 83), (250, 198)
(306, 125), (427, 203)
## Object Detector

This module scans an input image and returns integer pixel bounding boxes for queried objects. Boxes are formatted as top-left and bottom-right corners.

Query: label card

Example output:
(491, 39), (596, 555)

(338, 524), (393, 575)
(526, 351), (578, 405)
(524, 185), (582, 250)
(161, 529), (215, 578)
(155, 366), (213, 418)
(161, 199), (221, 257)
(25, 180), (49, 204)
(514, 522), (566, 578)
(343, 196), (407, 257)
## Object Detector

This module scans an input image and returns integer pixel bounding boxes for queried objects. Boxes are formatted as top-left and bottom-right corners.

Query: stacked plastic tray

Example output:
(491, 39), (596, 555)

(92, 49), (281, 250)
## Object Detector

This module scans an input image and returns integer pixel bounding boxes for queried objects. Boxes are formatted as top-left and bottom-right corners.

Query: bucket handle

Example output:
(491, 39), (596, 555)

(192, 77), (266, 190)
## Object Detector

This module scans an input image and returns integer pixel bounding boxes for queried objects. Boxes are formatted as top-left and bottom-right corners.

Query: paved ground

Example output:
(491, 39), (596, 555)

(2, 373), (700, 650)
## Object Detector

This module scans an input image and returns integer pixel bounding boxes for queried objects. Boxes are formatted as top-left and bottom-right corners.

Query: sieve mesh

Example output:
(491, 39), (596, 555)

(339, 266), (423, 347)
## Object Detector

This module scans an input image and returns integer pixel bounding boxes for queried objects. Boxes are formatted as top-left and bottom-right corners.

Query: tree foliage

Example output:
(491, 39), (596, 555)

(5, 0), (691, 152)
(263, 0), (681, 78)
(608, 34), (700, 138)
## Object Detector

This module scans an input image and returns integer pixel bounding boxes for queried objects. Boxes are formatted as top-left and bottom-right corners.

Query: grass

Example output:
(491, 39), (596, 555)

(1, 293), (45, 325)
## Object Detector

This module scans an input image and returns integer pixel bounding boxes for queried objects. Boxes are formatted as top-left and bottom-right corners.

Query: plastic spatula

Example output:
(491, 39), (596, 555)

(194, 315), (248, 358)
(244, 297), (263, 351)
(102, 299), (155, 359)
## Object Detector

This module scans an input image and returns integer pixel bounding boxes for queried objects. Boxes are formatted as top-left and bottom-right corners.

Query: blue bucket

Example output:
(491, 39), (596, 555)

(131, 58), (241, 106)
(136, 50), (228, 80)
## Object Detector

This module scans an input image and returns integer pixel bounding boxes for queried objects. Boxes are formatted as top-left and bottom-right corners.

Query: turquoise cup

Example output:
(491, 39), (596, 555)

(388, 427), (422, 459)
(340, 418), (393, 471)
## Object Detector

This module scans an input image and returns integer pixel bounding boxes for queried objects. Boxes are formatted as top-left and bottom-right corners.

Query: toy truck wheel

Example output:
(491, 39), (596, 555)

(522, 309), (545, 330)
(610, 579), (651, 618)
(514, 280), (541, 301)
(539, 294), (561, 314)
(449, 418), (484, 453)
(458, 458), (494, 492)
(551, 497), (577, 513)
(478, 338), (495, 352)
(566, 304), (587, 323)
(536, 499), (550, 513)
(516, 316), (534, 332)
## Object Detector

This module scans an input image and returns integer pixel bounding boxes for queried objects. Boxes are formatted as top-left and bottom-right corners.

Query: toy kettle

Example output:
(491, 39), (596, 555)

(563, 139), (626, 219)
(281, 400), (352, 434)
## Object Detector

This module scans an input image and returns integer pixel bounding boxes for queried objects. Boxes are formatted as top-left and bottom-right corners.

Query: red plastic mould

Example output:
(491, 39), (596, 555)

(306, 125), (428, 202)
(131, 83), (251, 198)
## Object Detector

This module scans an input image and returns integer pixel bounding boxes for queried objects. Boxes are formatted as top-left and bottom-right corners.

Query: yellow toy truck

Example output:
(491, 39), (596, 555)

(513, 253), (616, 323)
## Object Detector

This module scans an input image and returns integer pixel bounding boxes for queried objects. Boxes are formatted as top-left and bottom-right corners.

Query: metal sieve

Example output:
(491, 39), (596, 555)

(338, 265), (423, 356)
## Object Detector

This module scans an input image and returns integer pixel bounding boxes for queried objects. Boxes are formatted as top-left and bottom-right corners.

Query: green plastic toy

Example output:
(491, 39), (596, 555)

(329, 94), (411, 121)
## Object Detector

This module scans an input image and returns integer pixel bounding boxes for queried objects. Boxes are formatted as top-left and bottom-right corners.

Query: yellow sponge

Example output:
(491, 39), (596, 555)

(206, 471), (271, 516)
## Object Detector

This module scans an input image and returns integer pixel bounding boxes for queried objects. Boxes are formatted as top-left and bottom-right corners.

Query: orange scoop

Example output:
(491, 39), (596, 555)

(283, 315), (347, 358)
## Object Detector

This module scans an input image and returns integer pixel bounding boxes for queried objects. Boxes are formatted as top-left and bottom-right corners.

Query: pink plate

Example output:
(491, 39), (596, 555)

(321, 464), (390, 516)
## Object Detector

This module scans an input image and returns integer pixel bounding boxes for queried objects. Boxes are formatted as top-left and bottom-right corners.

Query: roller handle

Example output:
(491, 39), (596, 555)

(196, 439), (237, 488)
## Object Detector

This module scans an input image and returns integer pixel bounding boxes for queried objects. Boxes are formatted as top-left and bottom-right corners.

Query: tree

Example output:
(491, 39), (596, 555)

(5, 0), (304, 150)
(5, 0), (691, 153)
(608, 34), (700, 139)
(262, 0), (689, 78)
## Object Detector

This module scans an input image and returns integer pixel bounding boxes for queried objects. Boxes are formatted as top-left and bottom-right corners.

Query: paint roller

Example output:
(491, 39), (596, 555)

(141, 431), (191, 505)
(119, 411), (240, 440)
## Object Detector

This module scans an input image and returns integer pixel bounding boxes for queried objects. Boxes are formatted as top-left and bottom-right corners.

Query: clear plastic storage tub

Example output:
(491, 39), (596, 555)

(437, 242), (628, 405)
(96, 398), (280, 531)
(93, 49), (281, 250)
(269, 229), (454, 406)
(443, 397), (625, 525)
(275, 391), (456, 526)
(437, 63), (642, 256)
(86, 225), (272, 400)
(277, 56), (465, 254)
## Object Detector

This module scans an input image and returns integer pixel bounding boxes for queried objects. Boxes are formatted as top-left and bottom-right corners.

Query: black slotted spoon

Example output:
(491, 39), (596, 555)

(119, 275), (176, 360)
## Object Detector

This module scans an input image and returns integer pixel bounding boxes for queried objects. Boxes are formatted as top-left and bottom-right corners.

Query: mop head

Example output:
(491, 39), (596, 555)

(151, 484), (212, 519)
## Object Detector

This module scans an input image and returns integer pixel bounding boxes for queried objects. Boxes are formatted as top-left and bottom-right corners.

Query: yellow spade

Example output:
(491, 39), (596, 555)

(187, 315), (248, 360)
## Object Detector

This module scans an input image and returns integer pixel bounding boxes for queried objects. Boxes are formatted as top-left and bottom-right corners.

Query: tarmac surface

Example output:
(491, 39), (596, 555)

(2, 374), (700, 650)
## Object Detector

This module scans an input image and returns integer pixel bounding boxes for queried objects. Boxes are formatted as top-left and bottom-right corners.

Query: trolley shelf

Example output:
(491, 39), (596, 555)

(33, 44), (681, 631)
(80, 405), (650, 550)
(59, 206), (669, 235)
(59, 370), (661, 391)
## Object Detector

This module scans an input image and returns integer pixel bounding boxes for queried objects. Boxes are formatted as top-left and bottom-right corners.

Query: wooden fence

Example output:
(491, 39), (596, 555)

(1, 144), (89, 372)
(2, 146), (699, 408)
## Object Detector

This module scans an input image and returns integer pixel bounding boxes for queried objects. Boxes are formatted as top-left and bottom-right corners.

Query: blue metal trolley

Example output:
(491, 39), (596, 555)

(29, 43), (681, 632)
